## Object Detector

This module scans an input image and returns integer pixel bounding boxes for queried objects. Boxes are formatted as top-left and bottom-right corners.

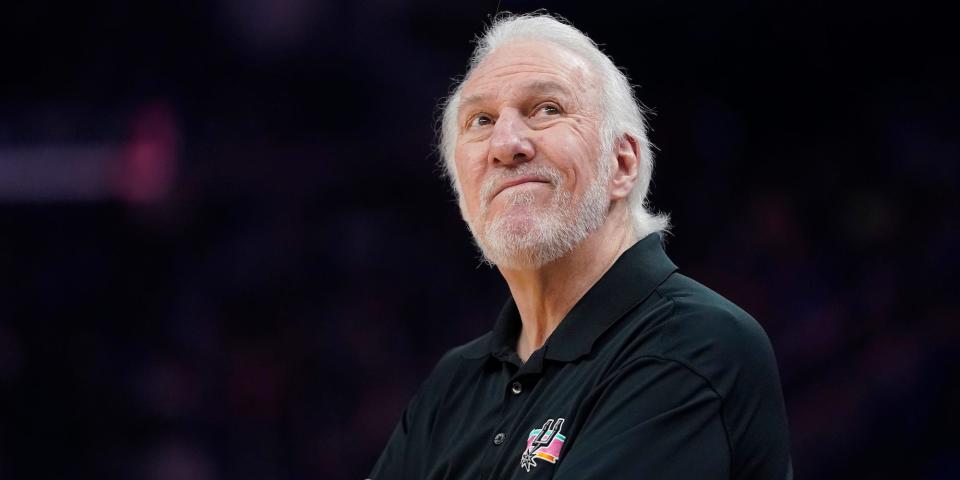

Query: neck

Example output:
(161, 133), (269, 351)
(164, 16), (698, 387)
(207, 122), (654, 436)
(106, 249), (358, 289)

(497, 204), (638, 362)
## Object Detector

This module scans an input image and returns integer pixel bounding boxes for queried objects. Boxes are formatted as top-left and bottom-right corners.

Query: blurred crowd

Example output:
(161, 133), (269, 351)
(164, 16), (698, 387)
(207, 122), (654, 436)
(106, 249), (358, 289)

(0, 1), (957, 478)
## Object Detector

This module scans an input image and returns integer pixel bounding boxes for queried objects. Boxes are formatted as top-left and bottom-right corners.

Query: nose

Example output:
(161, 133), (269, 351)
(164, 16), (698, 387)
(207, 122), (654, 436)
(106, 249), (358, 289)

(488, 109), (535, 166)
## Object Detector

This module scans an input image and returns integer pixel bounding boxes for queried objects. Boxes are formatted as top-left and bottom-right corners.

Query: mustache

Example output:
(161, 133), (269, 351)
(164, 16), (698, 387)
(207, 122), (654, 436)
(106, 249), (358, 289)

(479, 164), (563, 207)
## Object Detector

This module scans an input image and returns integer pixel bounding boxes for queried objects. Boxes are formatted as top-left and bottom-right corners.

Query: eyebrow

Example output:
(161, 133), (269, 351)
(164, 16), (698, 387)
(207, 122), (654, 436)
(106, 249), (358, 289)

(459, 80), (574, 113)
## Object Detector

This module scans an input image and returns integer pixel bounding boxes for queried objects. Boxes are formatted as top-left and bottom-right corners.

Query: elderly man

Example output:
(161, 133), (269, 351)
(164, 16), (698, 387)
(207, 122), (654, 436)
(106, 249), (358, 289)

(370, 13), (792, 479)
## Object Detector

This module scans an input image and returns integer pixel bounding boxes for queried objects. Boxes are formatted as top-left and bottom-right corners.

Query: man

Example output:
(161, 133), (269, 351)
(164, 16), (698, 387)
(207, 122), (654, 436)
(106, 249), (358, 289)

(370, 13), (792, 479)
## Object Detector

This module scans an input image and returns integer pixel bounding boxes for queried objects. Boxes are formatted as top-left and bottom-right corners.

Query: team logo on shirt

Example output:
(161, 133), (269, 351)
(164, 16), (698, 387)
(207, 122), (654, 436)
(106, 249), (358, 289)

(520, 417), (566, 472)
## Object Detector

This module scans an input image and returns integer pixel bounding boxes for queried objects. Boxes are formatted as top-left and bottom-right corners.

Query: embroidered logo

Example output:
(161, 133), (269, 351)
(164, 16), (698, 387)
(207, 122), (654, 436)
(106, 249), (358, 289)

(520, 418), (566, 472)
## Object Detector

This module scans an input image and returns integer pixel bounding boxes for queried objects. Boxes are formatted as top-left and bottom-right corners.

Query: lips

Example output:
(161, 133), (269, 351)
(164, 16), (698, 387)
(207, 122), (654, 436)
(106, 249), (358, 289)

(492, 176), (551, 199)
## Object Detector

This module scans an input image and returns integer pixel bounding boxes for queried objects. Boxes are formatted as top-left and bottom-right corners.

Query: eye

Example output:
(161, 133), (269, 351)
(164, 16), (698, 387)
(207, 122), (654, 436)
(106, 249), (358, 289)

(467, 113), (494, 129)
(534, 103), (562, 117)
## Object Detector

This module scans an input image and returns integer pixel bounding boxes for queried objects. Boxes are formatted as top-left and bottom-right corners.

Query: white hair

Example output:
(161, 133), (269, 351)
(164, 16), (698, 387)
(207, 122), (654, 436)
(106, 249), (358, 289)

(438, 12), (670, 237)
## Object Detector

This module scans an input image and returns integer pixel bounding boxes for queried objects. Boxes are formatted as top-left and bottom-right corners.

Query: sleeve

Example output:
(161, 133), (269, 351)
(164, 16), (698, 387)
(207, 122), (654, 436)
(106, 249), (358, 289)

(368, 392), (419, 480)
(368, 347), (463, 479)
(553, 356), (731, 479)
(660, 301), (793, 479)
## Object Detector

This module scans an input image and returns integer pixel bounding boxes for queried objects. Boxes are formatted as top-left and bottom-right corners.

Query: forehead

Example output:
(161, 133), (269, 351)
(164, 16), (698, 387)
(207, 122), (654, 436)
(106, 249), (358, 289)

(460, 40), (597, 107)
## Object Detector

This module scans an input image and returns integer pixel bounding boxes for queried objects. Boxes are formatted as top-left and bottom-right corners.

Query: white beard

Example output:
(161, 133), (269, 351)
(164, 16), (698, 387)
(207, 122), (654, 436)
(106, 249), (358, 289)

(465, 160), (612, 269)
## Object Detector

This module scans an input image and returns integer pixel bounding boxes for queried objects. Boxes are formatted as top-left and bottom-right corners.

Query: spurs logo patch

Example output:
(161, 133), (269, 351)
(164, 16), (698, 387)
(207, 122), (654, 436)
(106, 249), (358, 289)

(520, 417), (566, 472)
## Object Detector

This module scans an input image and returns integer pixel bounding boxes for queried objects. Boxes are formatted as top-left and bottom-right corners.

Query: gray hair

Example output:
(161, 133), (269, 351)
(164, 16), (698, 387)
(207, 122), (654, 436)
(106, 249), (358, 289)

(438, 12), (669, 237)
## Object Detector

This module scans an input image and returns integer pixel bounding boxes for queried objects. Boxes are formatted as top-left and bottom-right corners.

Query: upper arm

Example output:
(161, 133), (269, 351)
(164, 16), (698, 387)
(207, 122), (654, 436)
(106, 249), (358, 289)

(368, 390), (420, 480)
(661, 299), (793, 479)
(368, 347), (467, 479)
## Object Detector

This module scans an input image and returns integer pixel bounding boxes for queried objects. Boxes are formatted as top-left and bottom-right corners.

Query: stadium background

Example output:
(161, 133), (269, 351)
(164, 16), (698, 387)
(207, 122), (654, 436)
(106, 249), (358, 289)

(1, 1), (957, 478)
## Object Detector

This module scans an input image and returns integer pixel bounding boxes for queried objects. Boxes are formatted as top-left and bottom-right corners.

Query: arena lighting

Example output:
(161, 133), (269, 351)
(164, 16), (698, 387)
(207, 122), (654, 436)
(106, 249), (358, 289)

(0, 142), (177, 205)
(0, 144), (119, 202)
(0, 103), (179, 205)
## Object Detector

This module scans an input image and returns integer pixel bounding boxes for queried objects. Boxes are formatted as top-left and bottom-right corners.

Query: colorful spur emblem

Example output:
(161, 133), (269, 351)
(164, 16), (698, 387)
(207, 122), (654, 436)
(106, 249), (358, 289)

(520, 417), (566, 472)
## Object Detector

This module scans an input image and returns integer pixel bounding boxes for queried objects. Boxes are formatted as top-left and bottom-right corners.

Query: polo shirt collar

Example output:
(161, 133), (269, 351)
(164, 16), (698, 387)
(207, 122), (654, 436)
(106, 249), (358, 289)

(461, 232), (678, 362)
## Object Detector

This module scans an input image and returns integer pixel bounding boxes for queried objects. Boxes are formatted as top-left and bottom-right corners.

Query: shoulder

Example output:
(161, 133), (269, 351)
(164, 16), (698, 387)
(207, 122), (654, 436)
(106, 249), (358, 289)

(649, 273), (780, 398)
(649, 273), (793, 475)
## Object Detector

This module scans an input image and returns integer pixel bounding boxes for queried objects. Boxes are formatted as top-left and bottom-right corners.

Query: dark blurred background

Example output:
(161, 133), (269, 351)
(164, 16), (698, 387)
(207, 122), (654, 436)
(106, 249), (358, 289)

(1, 0), (957, 478)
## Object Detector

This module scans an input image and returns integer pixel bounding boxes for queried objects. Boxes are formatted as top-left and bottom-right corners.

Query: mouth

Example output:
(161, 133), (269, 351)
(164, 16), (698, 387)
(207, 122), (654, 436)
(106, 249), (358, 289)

(492, 176), (551, 200)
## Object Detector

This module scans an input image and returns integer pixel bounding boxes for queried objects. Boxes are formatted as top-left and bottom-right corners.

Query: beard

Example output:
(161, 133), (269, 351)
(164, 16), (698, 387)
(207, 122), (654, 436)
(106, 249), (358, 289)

(464, 160), (612, 269)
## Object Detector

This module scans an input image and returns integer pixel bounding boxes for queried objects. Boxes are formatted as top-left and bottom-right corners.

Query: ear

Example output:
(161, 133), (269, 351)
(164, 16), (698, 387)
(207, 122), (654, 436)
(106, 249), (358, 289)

(608, 133), (640, 201)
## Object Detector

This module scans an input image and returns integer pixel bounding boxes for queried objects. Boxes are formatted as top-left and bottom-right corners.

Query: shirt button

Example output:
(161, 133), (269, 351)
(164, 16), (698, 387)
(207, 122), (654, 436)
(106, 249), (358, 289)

(493, 433), (505, 445)
(511, 381), (522, 395)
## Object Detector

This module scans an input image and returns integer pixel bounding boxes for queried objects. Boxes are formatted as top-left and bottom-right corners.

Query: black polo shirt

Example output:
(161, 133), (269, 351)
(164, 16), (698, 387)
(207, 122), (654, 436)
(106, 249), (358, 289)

(370, 233), (793, 479)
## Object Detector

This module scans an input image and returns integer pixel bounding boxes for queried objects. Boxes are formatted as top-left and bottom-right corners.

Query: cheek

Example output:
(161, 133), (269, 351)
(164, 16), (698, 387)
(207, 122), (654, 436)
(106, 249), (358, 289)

(453, 146), (487, 208)
(454, 143), (484, 177)
(544, 129), (601, 194)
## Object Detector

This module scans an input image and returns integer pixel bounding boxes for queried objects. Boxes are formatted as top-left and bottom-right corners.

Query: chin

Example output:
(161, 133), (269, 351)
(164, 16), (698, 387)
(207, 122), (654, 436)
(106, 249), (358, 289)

(468, 179), (611, 269)
(476, 215), (571, 269)
(495, 211), (540, 235)
(481, 244), (556, 270)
